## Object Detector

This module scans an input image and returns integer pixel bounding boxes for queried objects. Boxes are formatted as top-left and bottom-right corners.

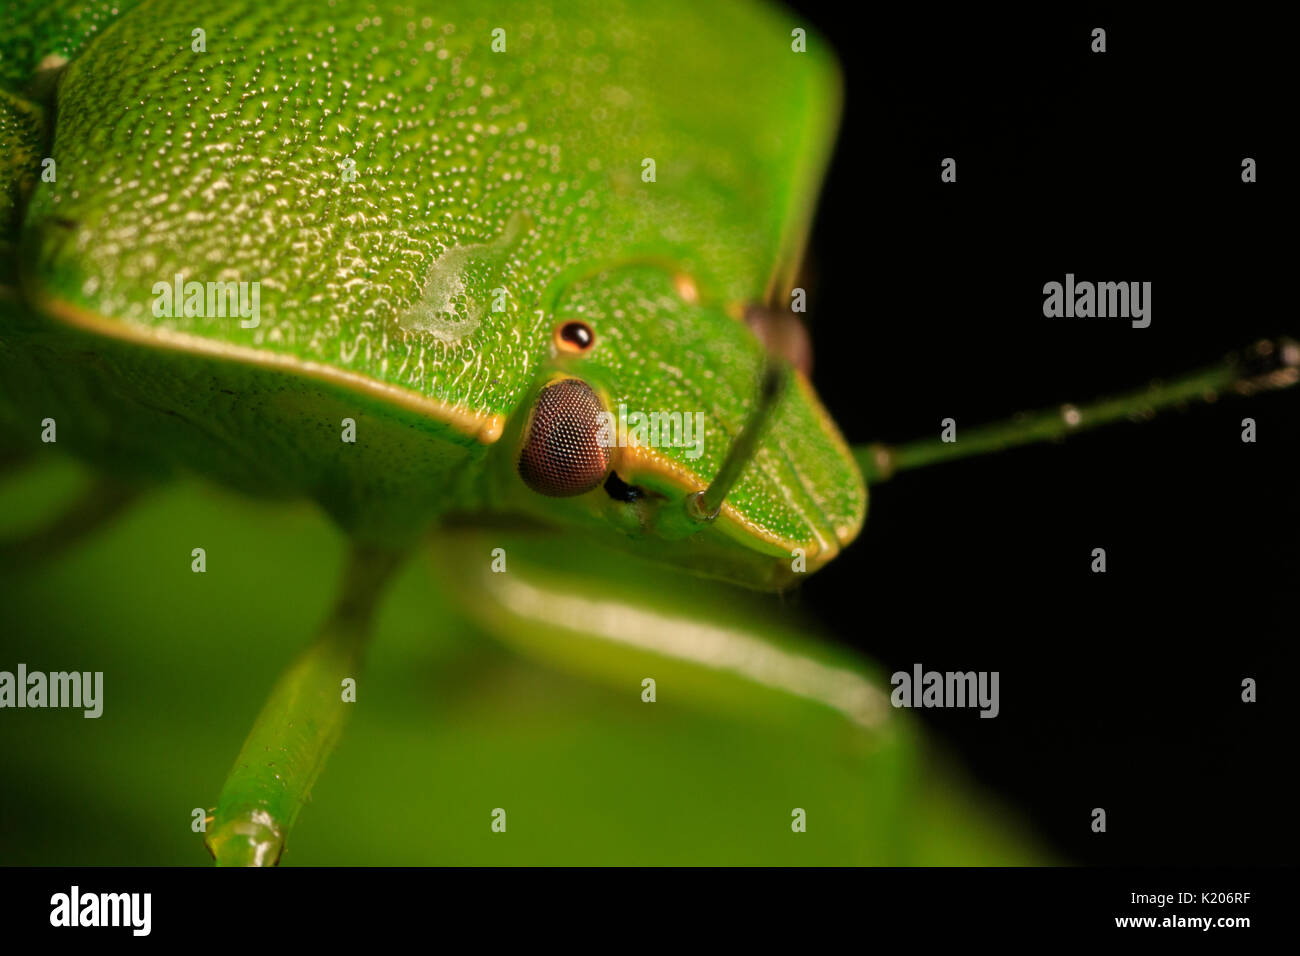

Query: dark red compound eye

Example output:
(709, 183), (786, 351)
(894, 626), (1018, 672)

(517, 378), (612, 497)
(555, 320), (595, 353)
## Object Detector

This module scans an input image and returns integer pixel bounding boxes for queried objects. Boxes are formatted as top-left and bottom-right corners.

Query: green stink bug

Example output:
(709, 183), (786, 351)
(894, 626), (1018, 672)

(0, 0), (866, 864)
(0, 1), (1293, 866)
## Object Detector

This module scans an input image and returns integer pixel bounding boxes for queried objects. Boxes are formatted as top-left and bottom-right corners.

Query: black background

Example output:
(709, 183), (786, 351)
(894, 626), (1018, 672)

(787, 6), (1294, 864)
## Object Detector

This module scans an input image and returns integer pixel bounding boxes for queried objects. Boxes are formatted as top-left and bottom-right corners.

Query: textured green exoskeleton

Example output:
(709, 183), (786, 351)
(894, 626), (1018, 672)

(1, 0), (862, 864)
(1, 1), (1294, 864)
(2, 0), (860, 584)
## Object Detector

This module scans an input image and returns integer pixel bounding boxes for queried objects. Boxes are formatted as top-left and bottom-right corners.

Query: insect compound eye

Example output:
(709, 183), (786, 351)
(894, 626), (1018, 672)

(517, 378), (612, 497)
(555, 320), (595, 353)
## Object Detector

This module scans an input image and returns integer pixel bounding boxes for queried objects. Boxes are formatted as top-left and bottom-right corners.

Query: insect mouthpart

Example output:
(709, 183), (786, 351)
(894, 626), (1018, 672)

(603, 471), (645, 502)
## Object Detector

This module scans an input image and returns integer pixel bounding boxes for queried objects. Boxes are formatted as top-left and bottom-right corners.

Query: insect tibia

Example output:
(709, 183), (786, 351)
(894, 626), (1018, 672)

(205, 810), (285, 868)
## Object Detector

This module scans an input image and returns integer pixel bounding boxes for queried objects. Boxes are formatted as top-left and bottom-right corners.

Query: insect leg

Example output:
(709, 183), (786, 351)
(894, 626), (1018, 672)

(205, 543), (406, 866)
(0, 474), (140, 570)
(429, 528), (891, 733)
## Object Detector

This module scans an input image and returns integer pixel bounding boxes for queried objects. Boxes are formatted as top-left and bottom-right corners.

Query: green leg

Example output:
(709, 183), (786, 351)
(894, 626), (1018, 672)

(856, 337), (1299, 484)
(0, 475), (141, 570)
(428, 527), (892, 733)
(205, 543), (407, 866)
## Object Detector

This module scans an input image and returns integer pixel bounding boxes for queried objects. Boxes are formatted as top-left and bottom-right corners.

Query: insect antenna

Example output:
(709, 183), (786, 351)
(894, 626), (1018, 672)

(857, 337), (1300, 485)
(687, 362), (786, 522)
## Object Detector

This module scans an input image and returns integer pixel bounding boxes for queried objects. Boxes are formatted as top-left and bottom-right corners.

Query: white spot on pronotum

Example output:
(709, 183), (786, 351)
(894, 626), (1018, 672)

(641, 158), (656, 183)
(191, 548), (206, 573)
(790, 28), (806, 53)
(1061, 404), (1082, 427)
(1241, 677), (1256, 702)
(1091, 808), (1107, 832)
(941, 418), (957, 443)
(791, 808), (806, 832)
(191, 808), (207, 832)
(1091, 548), (1106, 573)
(1241, 157), (1256, 182)
(790, 287), (806, 313)
(491, 808), (506, 832)
(941, 157), (957, 182)
(791, 548), (806, 573)
(641, 678), (656, 702)
(491, 547), (507, 573)
(341, 417), (356, 443)
(341, 677), (356, 702)
(191, 27), (206, 53)
(400, 211), (531, 342)
(40, 417), (56, 443)
(491, 27), (506, 52)
(1091, 28), (1107, 53)
(1241, 418), (1256, 443)
(40, 158), (56, 182)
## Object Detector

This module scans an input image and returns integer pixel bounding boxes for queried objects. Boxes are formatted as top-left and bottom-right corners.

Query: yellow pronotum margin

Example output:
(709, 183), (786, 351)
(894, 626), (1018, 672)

(32, 291), (861, 569)
(29, 288), (506, 444)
